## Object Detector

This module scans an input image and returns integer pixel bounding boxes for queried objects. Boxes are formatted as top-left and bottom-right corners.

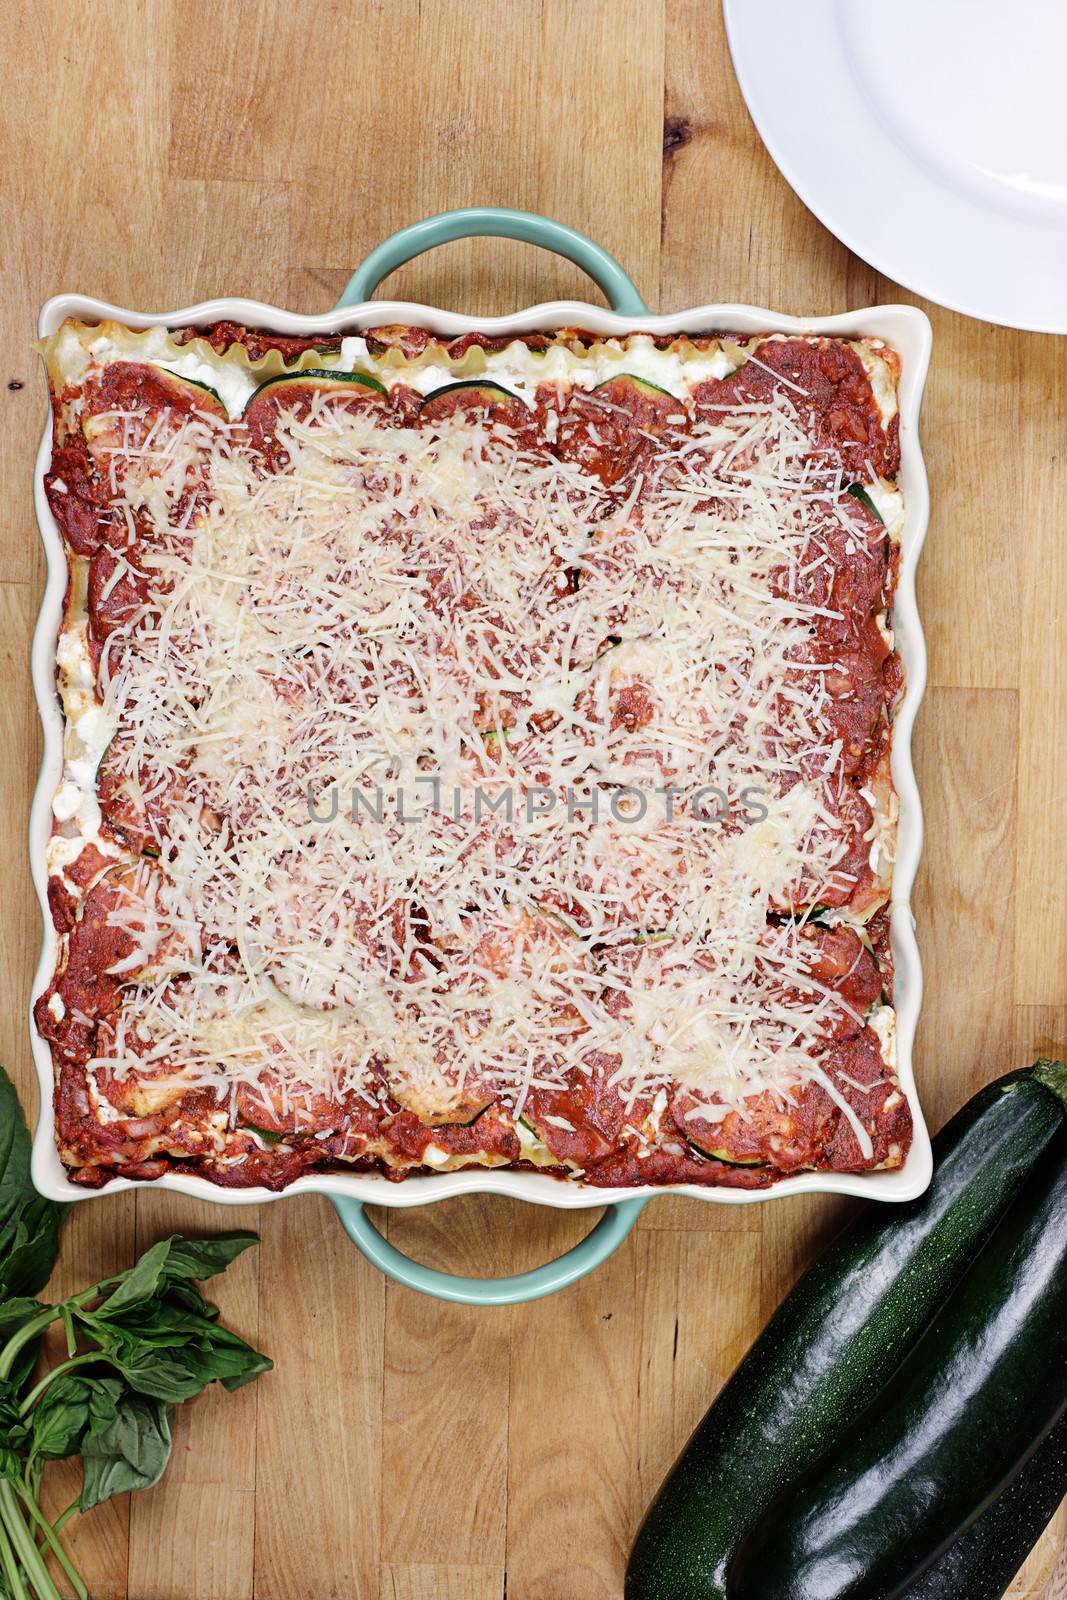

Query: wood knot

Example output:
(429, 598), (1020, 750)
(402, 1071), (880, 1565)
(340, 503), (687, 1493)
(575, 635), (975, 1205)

(663, 116), (693, 156)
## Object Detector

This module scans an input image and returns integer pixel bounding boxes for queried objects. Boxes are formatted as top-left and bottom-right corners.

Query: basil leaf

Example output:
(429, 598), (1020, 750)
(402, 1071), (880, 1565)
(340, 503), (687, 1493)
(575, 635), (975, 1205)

(29, 1372), (95, 1463)
(0, 1066), (66, 1296)
(160, 1234), (260, 1282)
(77, 1290), (272, 1403)
(0, 1195), (65, 1299)
(0, 1302), (50, 1390)
(0, 1297), (47, 1336)
(165, 1280), (222, 1321)
(0, 1069), (34, 1238)
(79, 1389), (173, 1512)
(96, 1232), (260, 1316)
(105, 1324), (268, 1401)
(0, 1384), (31, 1459)
(107, 1349), (205, 1405)
(95, 1239), (173, 1315)
(156, 1319), (272, 1393)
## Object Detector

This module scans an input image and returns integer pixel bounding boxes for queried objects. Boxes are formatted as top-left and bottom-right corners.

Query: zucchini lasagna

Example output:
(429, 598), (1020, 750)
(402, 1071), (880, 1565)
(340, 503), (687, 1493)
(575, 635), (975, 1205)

(35, 318), (911, 1190)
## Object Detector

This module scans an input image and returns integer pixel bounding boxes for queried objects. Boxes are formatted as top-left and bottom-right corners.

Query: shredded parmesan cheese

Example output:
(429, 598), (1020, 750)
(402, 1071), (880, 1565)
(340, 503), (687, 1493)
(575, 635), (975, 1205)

(41, 324), (903, 1175)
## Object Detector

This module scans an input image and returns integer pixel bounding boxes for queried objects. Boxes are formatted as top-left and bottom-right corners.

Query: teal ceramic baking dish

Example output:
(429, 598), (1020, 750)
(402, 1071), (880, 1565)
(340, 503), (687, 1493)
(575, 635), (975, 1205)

(30, 208), (932, 1304)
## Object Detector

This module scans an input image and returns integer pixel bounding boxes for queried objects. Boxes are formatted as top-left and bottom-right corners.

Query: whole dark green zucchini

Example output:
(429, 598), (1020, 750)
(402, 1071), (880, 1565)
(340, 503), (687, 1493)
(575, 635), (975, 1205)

(726, 1123), (1067, 1600)
(900, 1409), (1067, 1600)
(625, 1062), (1067, 1600)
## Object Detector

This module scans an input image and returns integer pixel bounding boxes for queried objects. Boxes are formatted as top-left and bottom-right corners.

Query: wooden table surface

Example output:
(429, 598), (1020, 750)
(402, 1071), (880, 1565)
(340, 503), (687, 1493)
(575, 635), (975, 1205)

(2, 3), (1065, 1596)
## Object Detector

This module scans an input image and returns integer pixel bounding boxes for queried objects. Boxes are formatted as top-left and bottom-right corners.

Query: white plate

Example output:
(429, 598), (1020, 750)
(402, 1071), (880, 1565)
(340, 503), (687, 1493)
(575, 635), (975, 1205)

(30, 292), (932, 1211)
(724, 0), (1067, 333)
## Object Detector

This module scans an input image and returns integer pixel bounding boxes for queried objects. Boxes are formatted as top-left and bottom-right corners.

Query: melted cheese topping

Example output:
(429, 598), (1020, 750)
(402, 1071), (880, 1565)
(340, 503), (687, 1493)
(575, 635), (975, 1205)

(42, 323), (902, 1166)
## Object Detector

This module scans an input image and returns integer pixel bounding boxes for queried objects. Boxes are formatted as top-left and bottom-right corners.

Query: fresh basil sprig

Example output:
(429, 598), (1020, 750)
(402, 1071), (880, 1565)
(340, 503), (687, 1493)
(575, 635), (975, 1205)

(0, 1067), (271, 1599)
(0, 1074), (64, 1311)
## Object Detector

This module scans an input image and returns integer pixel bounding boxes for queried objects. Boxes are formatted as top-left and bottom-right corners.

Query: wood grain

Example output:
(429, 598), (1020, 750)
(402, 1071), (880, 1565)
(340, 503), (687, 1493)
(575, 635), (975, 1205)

(2, 1), (1064, 1595)
(379, 1205), (511, 1589)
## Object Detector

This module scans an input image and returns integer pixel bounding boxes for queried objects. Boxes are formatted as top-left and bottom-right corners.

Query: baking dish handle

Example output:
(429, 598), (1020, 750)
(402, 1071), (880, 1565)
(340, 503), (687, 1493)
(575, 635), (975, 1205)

(329, 1195), (648, 1305)
(336, 206), (649, 315)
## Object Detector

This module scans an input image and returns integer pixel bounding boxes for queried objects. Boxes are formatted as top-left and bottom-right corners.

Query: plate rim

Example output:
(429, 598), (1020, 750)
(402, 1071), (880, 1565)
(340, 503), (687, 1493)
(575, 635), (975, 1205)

(722, 0), (1067, 334)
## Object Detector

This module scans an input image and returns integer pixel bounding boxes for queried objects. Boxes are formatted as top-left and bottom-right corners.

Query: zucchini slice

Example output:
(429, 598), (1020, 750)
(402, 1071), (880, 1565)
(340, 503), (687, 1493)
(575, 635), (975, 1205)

(388, 1077), (496, 1127)
(592, 372), (679, 401)
(419, 379), (528, 415)
(846, 483), (885, 525)
(516, 1115), (563, 1168)
(78, 862), (177, 985)
(150, 367), (227, 416)
(517, 1111), (556, 1141)
(244, 368), (386, 415)
(517, 1104), (617, 1169)
(681, 1093), (764, 1165)
(82, 367), (228, 445)
(686, 1136), (763, 1166)
(241, 1121), (283, 1148)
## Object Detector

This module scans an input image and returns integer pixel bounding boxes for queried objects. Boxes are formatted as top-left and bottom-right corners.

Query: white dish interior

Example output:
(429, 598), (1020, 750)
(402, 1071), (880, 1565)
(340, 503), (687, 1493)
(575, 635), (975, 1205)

(30, 292), (932, 1211)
